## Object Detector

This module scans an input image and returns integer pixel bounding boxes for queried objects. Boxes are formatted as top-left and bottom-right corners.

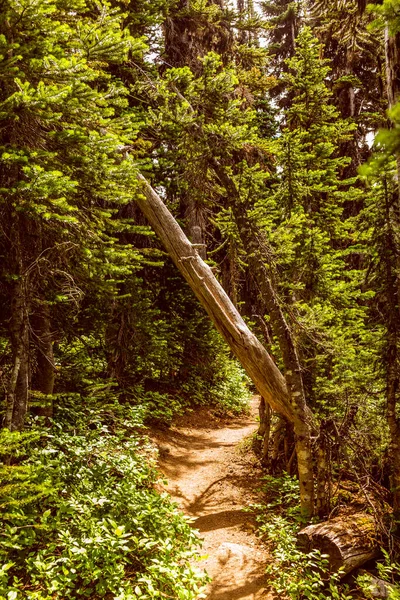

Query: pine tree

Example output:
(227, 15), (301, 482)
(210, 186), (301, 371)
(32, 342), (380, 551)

(359, 0), (400, 528)
(0, 0), (145, 428)
(261, 0), (301, 65)
(359, 150), (400, 531)
(308, 0), (385, 174)
(201, 27), (373, 515)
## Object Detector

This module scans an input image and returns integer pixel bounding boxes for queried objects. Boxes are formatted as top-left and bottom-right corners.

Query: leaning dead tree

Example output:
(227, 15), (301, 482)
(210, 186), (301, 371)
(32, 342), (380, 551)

(135, 174), (315, 516)
(136, 175), (292, 418)
(212, 160), (315, 514)
(134, 174), (386, 555)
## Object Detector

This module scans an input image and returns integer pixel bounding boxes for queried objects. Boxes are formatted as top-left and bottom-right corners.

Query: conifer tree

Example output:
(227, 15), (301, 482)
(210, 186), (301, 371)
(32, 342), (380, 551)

(0, 0), (145, 429)
(261, 0), (301, 64)
(198, 27), (373, 515)
(360, 153), (400, 529)
(360, 1), (400, 527)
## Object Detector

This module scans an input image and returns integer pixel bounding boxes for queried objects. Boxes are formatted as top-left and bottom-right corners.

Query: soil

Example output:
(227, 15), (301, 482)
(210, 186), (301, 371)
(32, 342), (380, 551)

(151, 396), (273, 600)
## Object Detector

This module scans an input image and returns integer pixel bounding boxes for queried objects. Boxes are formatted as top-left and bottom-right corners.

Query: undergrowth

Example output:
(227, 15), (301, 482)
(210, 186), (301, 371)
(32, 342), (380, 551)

(140, 357), (251, 424)
(356, 553), (400, 599)
(249, 473), (358, 600)
(137, 360), (250, 425)
(56, 327), (251, 427)
(0, 399), (208, 599)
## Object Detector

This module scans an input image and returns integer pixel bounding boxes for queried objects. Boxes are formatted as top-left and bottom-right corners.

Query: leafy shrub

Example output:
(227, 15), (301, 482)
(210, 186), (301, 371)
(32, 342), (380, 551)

(56, 326), (250, 427)
(356, 551), (400, 600)
(263, 516), (351, 600)
(0, 401), (207, 599)
(208, 360), (251, 415)
(0, 430), (50, 520)
(256, 473), (301, 518)
(250, 474), (352, 600)
(139, 354), (250, 424)
(131, 389), (187, 425)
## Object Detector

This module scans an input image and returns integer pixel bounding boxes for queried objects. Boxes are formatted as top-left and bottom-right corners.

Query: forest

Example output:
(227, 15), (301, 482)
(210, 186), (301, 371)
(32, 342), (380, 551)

(2, 0), (400, 597)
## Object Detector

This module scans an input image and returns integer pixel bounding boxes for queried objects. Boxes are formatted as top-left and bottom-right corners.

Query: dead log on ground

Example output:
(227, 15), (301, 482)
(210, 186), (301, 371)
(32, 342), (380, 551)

(298, 513), (379, 576)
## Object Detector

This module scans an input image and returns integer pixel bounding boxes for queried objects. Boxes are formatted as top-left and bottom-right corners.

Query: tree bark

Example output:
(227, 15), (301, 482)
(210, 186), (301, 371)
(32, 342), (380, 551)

(12, 326), (29, 430)
(31, 305), (55, 418)
(257, 396), (272, 466)
(385, 27), (400, 110)
(4, 279), (29, 431)
(316, 422), (331, 517)
(382, 181), (400, 524)
(387, 360), (400, 521)
(136, 175), (293, 420)
(136, 174), (316, 516)
(185, 203), (207, 260)
(383, 24), (400, 527)
(298, 513), (379, 576)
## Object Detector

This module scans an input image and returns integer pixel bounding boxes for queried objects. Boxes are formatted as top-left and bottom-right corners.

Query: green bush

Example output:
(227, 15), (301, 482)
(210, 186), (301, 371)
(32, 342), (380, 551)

(208, 359), (251, 415)
(138, 353), (251, 425)
(356, 551), (400, 600)
(263, 515), (351, 600)
(250, 474), (352, 600)
(55, 326), (250, 427)
(0, 402), (207, 599)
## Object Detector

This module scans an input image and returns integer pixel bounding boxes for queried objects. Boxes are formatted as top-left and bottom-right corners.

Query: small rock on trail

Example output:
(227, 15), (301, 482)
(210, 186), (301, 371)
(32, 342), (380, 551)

(152, 397), (273, 600)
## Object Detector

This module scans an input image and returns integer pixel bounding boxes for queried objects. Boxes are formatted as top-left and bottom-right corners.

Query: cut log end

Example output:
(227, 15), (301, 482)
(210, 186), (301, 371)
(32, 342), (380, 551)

(298, 512), (379, 576)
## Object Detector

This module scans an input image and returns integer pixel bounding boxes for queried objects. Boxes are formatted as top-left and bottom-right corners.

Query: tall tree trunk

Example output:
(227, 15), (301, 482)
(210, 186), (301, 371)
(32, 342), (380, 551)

(185, 201), (207, 259)
(385, 25), (400, 209)
(221, 240), (239, 307)
(385, 27), (400, 110)
(135, 174), (316, 516)
(315, 421), (331, 517)
(258, 396), (272, 466)
(4, 278), (30, 431)
(31, 305), (55, 418)
(384, 26), (400, 524)
(211, 160), (315, 515)
(387, 350), (400, 522)
(383, 191), (400, 524)
(270, 415), (288, 473)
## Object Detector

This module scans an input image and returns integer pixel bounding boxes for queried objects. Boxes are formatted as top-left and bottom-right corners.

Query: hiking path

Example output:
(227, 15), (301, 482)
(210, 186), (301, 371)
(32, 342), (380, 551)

(152, 396), (274, 600)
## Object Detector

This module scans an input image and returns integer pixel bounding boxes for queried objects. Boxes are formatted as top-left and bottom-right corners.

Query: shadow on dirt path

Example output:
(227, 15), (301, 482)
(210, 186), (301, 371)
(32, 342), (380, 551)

(152, 397), (273, 600)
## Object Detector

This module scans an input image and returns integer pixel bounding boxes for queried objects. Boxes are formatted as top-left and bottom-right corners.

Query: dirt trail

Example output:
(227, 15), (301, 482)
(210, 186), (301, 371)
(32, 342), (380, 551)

(153, 397), (273, 600)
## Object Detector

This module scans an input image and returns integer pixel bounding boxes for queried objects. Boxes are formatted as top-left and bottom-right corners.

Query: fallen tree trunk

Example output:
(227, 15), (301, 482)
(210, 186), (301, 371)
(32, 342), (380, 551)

(298, 513), (379, 576)
(136, 175), (294, 423)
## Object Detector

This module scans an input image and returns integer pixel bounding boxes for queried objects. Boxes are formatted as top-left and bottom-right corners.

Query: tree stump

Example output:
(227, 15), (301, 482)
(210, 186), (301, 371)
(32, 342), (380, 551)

(298, 513), (379, 576)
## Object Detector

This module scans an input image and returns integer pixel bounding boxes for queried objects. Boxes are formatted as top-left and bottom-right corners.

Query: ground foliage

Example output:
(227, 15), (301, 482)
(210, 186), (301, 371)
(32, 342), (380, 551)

(251, 473), (400, 599)
(0, 400), (208, 599)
